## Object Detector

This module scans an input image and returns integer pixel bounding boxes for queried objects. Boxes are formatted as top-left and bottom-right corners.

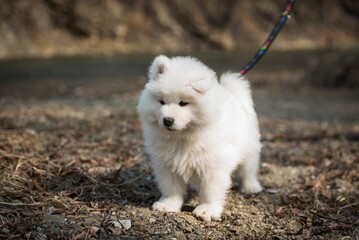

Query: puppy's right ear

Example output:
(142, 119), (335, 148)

(148, 55), (170, 81)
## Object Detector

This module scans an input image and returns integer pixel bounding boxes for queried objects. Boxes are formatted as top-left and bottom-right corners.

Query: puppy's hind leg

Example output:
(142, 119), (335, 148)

(152, 164), (186, 212)
(236, 150), (262, 194)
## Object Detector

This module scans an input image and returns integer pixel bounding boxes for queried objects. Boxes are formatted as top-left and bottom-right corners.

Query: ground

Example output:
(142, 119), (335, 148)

(0, 53), (358, 239)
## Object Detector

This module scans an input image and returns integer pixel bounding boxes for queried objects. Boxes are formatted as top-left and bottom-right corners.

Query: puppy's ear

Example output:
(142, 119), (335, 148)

(190, 78), (215, 94)
(148, 55), (170, 80)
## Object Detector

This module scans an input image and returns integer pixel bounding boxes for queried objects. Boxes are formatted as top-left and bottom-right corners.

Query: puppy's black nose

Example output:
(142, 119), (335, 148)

(163, 117), (174, 127)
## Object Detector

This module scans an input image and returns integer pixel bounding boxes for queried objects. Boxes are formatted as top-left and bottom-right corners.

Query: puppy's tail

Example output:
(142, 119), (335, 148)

(220, 72), (256, 116)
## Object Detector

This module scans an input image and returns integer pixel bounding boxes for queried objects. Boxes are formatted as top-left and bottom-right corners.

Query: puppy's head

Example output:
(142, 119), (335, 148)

(137, 55), (217, 133)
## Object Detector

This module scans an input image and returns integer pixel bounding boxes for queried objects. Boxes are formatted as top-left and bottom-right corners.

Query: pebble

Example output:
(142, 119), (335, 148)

(109, 220), (122, 228)
(184, 226), (192, 233)
(43, 214), (66, 224)
(89, 226), (100, 237)
(120, 219), (132, 230)
(47, 206), (56, 214)
(0, 228), (10, 234)
(109, 219), (132, 230)
(266, 188), (279, 194)
(53, 227), (62, 235)
(149, 218), (156, 223)
(285, 219), (303, 234)
(224, 209), (232, 216)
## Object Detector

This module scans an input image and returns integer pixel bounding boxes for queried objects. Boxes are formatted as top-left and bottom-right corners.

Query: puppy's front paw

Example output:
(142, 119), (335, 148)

(241, 179), (262, 194)
(193, 203), (222, 222)
(152, 198), (182, 212)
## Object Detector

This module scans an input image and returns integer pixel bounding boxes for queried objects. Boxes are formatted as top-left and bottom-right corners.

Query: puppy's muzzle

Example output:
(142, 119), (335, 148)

(163, 117), (174, 127)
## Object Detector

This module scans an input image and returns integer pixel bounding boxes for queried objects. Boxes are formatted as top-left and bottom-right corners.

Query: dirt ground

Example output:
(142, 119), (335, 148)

(0, 74), (358, 239)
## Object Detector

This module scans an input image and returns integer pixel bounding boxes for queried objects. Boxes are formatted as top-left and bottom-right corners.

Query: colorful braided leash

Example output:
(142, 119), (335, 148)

(239, 0), (296, 76)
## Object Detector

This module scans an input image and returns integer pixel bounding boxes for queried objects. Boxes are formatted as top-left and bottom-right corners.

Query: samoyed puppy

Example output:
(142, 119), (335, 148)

(137, 55), (262, 221)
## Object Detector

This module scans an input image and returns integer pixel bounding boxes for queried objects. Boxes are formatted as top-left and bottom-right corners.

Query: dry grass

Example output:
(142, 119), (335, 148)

(0, 89), (358, 239)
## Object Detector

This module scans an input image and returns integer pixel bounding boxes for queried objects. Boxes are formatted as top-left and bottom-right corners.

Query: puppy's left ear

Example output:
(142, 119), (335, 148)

(190, 77), (216, 94)
(148, 55), (170, 81)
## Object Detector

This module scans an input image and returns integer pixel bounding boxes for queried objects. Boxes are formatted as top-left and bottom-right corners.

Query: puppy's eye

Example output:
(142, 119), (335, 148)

(179, 101), (189, 107)
(159, 100), (165, 105)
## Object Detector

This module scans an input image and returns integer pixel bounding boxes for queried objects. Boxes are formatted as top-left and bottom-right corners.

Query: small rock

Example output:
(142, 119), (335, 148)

(177, 222), (192, 233)
(149, 218), (156, 223)
(183, 226), (192, 233)
(89, 226), (100, 237)
(286, 219), (303, 235)
(53, 227), (62, 235)
(266, 188), (279, 194)
(0, 228), (10, 234)
(25, 128), (37, 135)
(43, 214), (65, 224)
(47, 206), (56, 214)
(187, 233), (197, 240)
(109, 220), (122, 228)
(224, 209), (232, 216)
(173, 231), (183, 238)
(109, 219), (131, 230)
(119, 219), (131, 230)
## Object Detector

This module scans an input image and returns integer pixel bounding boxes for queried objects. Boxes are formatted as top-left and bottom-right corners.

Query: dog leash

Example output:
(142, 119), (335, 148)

(239, 0), (296, 76)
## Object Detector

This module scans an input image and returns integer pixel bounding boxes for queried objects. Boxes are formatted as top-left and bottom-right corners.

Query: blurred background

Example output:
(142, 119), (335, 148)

(1, 0), (359, 56)
(0, 0), (358, 118)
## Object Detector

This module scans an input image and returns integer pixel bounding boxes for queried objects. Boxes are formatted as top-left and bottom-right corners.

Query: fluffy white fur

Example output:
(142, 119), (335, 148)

(137, 55), (262, 222)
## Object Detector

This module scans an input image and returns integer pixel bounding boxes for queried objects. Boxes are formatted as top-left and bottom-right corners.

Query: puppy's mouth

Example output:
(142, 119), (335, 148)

(164, 123), (191, 132)
(166, 127), (179, 132)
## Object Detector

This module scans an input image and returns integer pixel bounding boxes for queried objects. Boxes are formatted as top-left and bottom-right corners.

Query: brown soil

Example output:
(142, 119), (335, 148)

(0, 81), (358, 239)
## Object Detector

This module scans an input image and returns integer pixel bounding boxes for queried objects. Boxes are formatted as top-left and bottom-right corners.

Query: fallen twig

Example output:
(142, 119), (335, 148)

(339, 202), (359, 210)
(311, 210), (359, 227)
(0, 201), (43, 206)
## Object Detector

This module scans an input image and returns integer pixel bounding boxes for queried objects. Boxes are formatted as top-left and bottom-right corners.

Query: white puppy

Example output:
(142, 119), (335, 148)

(137, 55), (262, 221)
